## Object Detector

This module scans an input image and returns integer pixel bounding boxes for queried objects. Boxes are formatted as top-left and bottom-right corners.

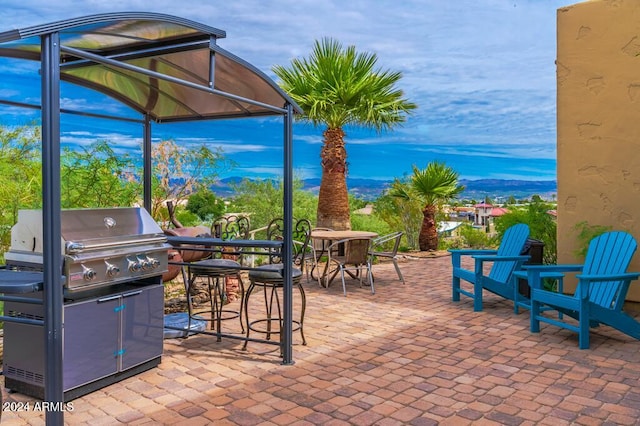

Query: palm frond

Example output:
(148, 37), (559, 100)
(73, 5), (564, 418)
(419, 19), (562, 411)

(388, 178), (412, 200)
(410, 162), (465, 205)
(272, 37), (416, 130)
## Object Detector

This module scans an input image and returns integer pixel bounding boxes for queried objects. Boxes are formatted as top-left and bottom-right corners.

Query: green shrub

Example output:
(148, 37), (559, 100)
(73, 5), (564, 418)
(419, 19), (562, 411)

(438, 224), (498, 250)
(186, 189), (225, 222)
(351, 213), (392, 236)
(573, 221), (613, 259)
(494, 200), (557, 264)
(460, 223), (496, 248)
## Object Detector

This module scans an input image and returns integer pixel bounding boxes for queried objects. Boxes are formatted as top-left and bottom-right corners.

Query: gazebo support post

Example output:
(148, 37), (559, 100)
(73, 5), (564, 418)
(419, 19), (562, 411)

(41, 31), (65, 426)
(282, 103), (294, 365)
(143, 114), (152, 212)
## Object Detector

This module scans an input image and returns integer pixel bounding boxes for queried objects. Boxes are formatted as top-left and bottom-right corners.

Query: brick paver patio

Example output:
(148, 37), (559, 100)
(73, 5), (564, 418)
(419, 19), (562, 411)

(2, 254), (640, 425)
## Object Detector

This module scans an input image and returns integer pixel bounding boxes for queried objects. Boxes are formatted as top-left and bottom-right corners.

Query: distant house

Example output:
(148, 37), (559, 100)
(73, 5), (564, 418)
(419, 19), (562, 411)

(473, 203), (511, 228)
(450, 206), (474, 221)
(490, 207), (509, 218)
(474, 203), (494, 227)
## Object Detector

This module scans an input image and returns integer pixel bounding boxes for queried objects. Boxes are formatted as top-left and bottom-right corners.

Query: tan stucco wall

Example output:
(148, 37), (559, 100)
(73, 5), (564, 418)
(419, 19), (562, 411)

(557, 0), (640, 301)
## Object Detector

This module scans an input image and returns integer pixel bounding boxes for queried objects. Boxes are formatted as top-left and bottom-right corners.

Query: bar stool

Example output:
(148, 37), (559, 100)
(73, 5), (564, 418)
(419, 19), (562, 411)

(186, 215), (250, 341)
(242, 218), (311, 351)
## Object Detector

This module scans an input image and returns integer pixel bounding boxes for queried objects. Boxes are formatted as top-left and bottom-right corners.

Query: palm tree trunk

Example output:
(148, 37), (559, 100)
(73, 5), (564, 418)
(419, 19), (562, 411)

(419, 204), (438, 251)
(317, 127), (351, 230)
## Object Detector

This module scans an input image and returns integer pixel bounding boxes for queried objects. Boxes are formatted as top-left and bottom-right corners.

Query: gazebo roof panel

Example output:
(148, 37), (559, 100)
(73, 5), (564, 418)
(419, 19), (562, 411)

(0, 12), (300, 121)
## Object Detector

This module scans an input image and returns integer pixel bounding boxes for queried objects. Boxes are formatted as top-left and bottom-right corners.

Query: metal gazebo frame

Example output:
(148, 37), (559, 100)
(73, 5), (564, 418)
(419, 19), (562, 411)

(0, 12), (301, 424)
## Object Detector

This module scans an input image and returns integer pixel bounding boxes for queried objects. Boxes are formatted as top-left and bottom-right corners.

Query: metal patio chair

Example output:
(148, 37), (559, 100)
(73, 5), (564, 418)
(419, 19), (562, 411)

(326, 237), (374, 296)
(369, 231), (405, 284)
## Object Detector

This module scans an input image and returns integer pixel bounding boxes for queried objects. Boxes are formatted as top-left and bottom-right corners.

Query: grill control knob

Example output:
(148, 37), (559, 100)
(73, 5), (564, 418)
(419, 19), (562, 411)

(106, 262), (120, 277)
(128, 258), (142, 273)
(82, 265), (97, 281)
(137, 255), (151, 271)
(147, 256), (161, 269)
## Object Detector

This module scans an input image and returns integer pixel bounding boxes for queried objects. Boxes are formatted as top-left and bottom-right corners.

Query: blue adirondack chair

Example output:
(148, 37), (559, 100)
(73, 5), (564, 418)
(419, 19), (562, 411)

(450, 223), (530, 312)
(526, 231), (640, 349)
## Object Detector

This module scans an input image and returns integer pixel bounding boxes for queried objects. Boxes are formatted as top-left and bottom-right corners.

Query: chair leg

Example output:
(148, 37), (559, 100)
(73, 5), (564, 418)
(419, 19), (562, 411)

(325, 268), (330, 289)
(341, 267), (347, 296)
(185, 276), (194, 339)
(578, 317), (590, 349)
(530, 297), (541, 333)
(297, 281), (307, 345)
(392, 258), (404, 284)
(556, 278), (564, 320)
(578, 299), (590, 349)
(264, 284), (278, 341)
(473, 278), (483, 312)
(452, 275), (461, 302)
(212, 276), (223, 342)
(513, 276), (521, 315)
(313, 255), (324, 287)
(451, 255), (461, 302)
(368, 263), (375, 294)
(603, 311), (640, 340)
(242, 281), (256, 350)
(235, 273), (246, 333)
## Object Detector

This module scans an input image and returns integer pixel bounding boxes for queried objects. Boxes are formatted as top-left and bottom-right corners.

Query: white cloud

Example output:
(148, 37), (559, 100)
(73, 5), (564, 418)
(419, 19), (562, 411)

(235, 166), (284, 177)
(0, 0), (574, 180)
(175, 139), (271, 154)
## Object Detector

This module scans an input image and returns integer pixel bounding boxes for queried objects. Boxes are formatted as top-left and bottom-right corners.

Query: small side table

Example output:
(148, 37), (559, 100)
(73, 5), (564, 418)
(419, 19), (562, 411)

(512, 270), (564, 315)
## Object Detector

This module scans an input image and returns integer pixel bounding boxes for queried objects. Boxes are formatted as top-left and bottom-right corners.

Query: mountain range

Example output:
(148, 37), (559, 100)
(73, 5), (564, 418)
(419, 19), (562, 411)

(212, 177), (558, 201)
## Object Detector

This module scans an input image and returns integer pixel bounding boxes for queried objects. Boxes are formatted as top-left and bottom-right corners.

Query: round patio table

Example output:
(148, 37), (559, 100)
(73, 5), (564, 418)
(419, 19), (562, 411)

(311, 230), (378, 241)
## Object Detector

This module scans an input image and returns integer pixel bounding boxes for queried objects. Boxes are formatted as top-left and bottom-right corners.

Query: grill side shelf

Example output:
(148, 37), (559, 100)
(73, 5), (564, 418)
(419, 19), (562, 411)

(0, 270), (45, 294)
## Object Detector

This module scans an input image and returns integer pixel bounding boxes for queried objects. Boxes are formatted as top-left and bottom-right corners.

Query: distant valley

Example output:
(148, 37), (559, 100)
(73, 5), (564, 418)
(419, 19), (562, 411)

(212, 177), (557, 201)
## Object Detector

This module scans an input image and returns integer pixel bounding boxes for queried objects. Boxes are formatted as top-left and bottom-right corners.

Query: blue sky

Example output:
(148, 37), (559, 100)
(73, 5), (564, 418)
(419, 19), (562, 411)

(0, 0), (575, 182)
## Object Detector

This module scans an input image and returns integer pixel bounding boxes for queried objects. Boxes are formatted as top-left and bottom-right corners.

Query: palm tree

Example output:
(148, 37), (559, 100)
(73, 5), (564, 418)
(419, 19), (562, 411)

(273, 38), (416, 230)
(391, 162), (464, 251)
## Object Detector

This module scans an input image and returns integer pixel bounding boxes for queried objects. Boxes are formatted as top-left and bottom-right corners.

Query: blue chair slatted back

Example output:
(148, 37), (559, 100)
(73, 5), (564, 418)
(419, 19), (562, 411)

(579, 231), (637, 310)
(487, 223), (530, 284)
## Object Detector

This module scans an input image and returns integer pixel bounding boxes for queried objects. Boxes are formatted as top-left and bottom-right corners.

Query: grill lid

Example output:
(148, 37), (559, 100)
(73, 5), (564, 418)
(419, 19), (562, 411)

(9, 207), (166, 255)
(62, 207), (164, 242)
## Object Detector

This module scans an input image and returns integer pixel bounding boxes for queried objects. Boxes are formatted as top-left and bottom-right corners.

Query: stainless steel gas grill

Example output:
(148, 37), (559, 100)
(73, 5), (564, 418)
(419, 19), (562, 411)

(2, 207), (169, 401)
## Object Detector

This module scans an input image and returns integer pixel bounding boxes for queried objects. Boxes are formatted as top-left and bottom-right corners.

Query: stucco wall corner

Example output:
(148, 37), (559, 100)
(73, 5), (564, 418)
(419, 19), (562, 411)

(556, 0), (640, 301)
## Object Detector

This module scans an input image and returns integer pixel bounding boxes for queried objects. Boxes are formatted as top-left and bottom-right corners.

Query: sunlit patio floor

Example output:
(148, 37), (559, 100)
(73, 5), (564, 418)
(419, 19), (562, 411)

(3, 254), (640, 425)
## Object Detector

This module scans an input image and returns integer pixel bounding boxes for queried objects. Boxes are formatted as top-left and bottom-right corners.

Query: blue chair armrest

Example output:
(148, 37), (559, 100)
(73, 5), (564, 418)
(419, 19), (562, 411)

(522, 264), (583, 273)
(513, 270), (564, 280)
(576, 272), (640, 282)
(472, 254), (530, 262)
(523, 264), (583, 289)
(451, 249), (499, 269)
(449, 249), (498, 255)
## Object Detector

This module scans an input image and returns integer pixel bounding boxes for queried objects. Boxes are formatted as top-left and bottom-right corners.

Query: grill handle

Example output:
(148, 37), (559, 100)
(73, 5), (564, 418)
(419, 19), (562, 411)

(97, 294), (121, 303)
(66, 236), (168, 253)
(66, 242), (84, 252)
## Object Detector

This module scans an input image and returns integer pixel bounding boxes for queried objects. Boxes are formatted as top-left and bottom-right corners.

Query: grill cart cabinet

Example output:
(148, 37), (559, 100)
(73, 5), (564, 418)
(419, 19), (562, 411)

(3, 283), (164, 401)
